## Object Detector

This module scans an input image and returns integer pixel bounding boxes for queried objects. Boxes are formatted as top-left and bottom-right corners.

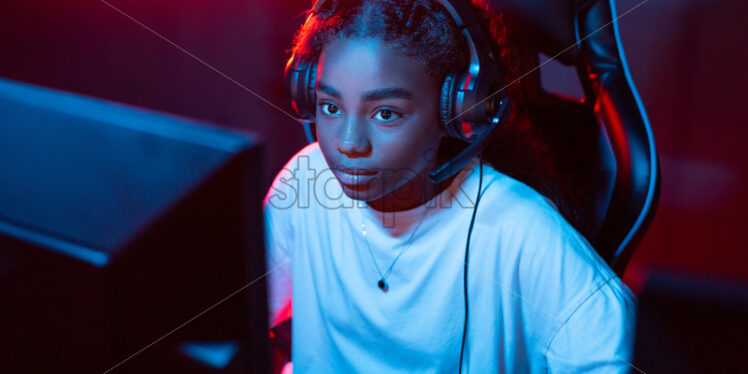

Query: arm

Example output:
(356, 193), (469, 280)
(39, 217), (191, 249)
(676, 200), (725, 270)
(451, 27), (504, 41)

(270, 317), (292, 374)
(544, 276), (638, 373)
(264, 175), (295, 373)
(265, 214), (293, 373)
(508, 192), (638, 372)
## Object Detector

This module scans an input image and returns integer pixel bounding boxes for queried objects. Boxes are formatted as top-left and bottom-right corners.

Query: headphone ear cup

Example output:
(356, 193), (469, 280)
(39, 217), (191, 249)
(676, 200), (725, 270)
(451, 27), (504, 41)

(305, 61), (318, 116)
(440, 73), (461, 139)
(284, 54), (318, 120)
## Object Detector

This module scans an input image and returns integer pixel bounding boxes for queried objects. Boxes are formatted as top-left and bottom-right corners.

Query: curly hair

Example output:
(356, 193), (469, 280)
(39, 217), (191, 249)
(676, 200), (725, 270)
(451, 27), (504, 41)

(289, 0), (569, 217)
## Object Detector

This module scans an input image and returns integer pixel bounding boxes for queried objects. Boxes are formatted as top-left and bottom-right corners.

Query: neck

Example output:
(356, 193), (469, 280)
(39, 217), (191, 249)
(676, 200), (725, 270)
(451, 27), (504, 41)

(367, 167), (458, 213)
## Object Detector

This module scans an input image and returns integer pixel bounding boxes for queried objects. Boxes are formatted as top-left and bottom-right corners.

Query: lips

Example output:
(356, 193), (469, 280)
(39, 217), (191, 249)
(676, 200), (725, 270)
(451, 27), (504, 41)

(332, 166), (379, 187)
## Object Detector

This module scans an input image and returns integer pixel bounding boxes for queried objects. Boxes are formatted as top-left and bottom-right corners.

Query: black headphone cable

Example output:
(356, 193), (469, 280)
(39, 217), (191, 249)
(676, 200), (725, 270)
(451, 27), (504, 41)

(458, 153), (484, 374)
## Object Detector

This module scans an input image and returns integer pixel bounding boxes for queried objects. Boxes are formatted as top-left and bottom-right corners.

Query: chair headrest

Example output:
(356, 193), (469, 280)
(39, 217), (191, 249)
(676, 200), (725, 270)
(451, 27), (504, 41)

(493, 0), (582, 64)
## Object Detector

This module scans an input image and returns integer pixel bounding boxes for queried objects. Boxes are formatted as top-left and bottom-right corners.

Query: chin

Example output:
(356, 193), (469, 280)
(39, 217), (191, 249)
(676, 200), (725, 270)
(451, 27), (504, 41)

(338, 183), (375, 201)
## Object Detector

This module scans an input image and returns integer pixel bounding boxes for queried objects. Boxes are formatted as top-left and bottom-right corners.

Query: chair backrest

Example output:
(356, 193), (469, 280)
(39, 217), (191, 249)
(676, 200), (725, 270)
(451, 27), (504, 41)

(500, 0), (661, 276)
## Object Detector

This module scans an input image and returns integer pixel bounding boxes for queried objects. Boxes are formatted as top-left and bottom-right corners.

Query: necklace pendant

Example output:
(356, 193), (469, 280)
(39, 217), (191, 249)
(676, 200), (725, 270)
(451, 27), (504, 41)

(377, 279), (389, 293)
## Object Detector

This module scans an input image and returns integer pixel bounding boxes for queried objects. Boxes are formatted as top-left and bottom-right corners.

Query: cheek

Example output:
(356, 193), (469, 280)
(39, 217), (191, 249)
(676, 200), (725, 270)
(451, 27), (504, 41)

(375, 131), (439, 171)
(393, 117), (442, 159)
(315, 122), (337, 149)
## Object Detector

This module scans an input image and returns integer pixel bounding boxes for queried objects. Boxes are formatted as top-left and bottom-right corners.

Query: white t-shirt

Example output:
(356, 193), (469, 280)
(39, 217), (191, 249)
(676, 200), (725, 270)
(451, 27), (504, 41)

(263, 142), (637, 373)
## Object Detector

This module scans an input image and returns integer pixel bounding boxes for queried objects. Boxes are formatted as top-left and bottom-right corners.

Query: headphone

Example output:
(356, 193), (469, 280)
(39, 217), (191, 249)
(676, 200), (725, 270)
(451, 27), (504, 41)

(284, 0), (512, 185)
(283, 1), (509, 372)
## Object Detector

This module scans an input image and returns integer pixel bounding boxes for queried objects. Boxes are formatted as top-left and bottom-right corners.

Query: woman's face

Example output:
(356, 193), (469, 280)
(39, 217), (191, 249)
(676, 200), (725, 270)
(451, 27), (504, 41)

(315, 37), (446, 212)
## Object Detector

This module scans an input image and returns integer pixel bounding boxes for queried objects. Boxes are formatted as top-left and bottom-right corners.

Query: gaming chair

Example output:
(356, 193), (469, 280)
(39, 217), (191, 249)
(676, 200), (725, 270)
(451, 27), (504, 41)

(493, 0), (660, 276)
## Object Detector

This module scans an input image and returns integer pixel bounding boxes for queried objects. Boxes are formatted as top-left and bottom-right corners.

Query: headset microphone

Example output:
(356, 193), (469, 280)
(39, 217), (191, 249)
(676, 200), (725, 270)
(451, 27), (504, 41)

(429, 96), (511, 183)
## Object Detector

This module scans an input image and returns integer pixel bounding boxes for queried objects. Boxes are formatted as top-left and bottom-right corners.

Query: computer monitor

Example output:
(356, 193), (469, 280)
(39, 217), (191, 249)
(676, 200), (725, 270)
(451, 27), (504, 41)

(0, 78), (270, 373)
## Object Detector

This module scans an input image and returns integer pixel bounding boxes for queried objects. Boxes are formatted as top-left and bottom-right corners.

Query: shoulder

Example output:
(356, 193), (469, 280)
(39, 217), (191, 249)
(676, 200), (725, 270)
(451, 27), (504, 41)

(476, 165), (575, 249)
(264, 142), (327, 211)
(263, 143), (327, 245)
(477, 168), (638, 365)
(544, 275), (638, 372)
(267, 141), (326, 192)
(477, 166), (622, 309)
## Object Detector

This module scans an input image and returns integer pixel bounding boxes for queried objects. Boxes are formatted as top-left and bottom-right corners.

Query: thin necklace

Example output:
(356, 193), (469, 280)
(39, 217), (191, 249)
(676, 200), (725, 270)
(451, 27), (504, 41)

(360, 206), (430, 293)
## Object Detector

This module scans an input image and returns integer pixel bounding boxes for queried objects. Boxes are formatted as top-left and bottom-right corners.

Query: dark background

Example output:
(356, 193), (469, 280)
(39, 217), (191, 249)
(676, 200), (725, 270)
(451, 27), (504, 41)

(1, 0), (746, 289)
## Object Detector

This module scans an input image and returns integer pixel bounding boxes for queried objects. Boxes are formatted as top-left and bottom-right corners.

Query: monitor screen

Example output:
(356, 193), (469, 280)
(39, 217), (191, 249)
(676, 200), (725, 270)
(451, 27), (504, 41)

(0, 78), (270, 373)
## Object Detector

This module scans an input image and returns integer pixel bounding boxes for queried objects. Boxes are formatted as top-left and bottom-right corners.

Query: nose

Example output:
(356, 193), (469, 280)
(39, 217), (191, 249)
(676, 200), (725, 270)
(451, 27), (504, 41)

(335, 115), (371, 158)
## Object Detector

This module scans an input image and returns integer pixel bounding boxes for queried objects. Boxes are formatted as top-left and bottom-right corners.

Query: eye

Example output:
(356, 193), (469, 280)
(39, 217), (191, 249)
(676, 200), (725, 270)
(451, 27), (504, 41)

(372, 108), (402, 122)
(319, 102), (341, 117)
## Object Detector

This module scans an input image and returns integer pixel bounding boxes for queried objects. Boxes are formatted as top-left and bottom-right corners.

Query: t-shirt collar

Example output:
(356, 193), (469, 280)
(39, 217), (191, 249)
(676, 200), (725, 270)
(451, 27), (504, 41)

(357, 157), (481, 233)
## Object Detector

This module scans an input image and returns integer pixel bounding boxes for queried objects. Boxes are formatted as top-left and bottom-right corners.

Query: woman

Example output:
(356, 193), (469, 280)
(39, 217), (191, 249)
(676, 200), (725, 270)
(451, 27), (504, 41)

(264, 0), (637, 372)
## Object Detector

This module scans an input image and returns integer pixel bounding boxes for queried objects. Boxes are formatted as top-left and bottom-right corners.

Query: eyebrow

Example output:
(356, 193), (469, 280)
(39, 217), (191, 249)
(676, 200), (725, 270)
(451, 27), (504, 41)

(317, 81), (415, 102)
